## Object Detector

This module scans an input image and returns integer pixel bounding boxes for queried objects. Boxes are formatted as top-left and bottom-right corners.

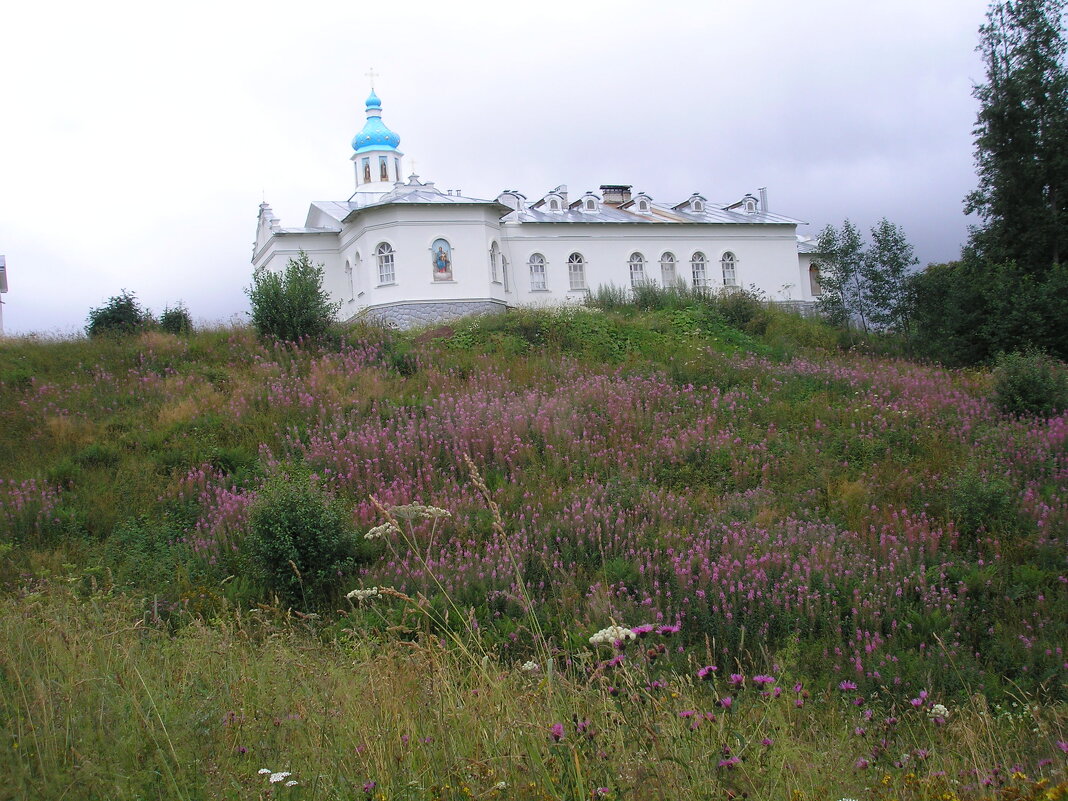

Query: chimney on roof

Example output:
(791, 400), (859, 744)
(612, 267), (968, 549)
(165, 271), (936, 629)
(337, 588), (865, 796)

(758, 187), (768, 212)
(600, 184), (632, 207)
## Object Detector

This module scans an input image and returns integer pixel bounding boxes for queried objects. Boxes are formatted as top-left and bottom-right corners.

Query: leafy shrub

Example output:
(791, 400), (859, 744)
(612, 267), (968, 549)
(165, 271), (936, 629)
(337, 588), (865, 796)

(159, 303), (193, 335)
(86, 291), (153, 338)
(244, 470), (365, 608)
(991, 350), (1068, 417)
(246, 251), (340, 342)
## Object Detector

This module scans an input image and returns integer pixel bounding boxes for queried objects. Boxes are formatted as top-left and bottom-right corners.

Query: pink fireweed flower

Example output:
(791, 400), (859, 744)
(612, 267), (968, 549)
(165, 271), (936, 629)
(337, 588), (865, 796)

(549, 723), (565, 742)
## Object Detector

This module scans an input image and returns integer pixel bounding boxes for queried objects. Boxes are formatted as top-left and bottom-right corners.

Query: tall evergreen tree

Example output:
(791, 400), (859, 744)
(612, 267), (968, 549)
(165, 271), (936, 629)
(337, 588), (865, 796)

(965, 0), (1068, 269)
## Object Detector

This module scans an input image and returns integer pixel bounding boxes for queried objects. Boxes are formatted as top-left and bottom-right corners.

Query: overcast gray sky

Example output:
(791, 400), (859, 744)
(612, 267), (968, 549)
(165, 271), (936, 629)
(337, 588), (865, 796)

(1, 0), (992, 336)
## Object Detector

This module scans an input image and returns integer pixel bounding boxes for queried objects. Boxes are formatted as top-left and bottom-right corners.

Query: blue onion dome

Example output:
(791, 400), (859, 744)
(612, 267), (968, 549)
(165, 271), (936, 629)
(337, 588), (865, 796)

(352, 90), (401, 153)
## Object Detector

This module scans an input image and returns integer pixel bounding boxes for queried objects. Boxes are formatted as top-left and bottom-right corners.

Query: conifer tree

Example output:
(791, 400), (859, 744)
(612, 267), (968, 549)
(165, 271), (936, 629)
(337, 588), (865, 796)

(965, 0), (1068, 270)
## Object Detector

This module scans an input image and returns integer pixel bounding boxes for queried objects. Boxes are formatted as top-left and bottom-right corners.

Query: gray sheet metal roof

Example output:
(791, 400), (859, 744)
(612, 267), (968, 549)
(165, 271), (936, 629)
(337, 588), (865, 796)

(796, 236), (821, 253)
(507, 202), (804, 225)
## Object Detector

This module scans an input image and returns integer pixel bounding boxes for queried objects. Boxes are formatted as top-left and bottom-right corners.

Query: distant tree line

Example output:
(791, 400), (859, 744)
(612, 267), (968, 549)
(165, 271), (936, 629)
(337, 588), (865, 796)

(86, 291), (192, 337)
(815, 0), (1067, 366)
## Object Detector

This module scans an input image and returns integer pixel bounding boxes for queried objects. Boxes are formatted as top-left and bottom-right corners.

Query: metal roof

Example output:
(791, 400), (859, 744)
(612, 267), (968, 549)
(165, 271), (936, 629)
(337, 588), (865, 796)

(0, 255), (7, 294)
(506, 202), (804, 226)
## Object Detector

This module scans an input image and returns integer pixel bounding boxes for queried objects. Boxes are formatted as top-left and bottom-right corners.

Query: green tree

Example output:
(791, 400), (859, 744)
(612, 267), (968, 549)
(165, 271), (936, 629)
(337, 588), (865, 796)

(815, 220), (869, 332)
(862, 218), (919, 336)
(965, 0), (1068, 270)
(85, 290), (153, 338)
(159, 302), (193, 335)
(246, 251), (340, 342)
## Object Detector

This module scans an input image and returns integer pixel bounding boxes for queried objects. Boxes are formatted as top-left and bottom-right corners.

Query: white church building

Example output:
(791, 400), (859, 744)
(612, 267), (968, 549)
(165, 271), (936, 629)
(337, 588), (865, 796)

(253, 89), (822, 329)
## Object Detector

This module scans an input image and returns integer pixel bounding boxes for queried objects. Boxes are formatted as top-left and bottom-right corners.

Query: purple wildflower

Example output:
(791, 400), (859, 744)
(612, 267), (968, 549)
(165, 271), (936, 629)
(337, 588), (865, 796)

(697, 665), (718, 680)
(550, 723), (565, 742)
(838, 680), (858, 691)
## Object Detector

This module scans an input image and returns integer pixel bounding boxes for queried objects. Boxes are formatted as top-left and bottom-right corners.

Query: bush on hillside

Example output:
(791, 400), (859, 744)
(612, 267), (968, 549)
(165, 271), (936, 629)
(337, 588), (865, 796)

(244, 470), (366, 608)
(159, 302), (193, 335)
(85, 291), (153, 338)
(246, 251), (340, 342)
(991, 350), (1068, 417)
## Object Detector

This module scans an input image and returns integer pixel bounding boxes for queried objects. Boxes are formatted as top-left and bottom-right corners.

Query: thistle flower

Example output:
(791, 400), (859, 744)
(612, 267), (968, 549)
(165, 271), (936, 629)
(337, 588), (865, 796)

(697, 665), (717, 680)
(838, 680), (858, 691)
(718, 696), (733, 709)
(728, 673), (745, 687)
(752, 674), (775, 686)
(549, 723), (565, 742)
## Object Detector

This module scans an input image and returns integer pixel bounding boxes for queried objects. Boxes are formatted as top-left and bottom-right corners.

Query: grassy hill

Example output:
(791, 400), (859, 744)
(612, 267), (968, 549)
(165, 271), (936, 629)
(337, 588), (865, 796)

(1, 295), (1065, 800)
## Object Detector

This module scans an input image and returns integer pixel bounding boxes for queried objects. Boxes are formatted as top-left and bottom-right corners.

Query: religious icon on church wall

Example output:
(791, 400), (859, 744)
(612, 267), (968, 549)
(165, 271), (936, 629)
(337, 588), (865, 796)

(380, 156), (389, 182)
(362, 158), (371, 184)
(431, 238), (453, 281)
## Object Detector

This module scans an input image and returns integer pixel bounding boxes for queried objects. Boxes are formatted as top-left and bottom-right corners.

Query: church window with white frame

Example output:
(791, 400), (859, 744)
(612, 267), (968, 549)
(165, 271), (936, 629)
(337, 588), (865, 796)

(490, 241), (501, 283)
(660, 252), (677, 286)
(691, 252), (708, 288)
(529, 253), (548, 291)
(721, 252), (738, 287)
(629, 252), (646, 287)
(376, 242), (395, 285)
(345, 259), (354, 299)
(568, 252), (587, 291)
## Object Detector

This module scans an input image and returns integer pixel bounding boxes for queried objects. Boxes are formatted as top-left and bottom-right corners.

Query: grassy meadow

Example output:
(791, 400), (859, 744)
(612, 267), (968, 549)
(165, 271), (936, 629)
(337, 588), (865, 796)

(0, 292), (1065, 800)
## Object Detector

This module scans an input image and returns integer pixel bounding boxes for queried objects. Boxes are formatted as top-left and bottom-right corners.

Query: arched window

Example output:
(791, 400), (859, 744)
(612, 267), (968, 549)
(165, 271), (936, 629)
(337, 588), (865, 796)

(345, 259), (354, 300)
(744, 199), (757, 213)
(721, 252), (738, 287)
(352, 251), (362, 296)
(809, 264), (822, 296)
(502, 256), (511, 292)
(490, 242), (501, 283)
(376, 242), (395, 285)
(691, 252), (707, 288)
(585, 199), (596, 211)
(692, 199), (705, 213)
(568, 252), (587, 291)
(638, 199), (649, 212)
(529, 253), (547, 291)
(629, 252), (646, 287)
(549, 199), (561, 211)
(660, 252), (677, 286)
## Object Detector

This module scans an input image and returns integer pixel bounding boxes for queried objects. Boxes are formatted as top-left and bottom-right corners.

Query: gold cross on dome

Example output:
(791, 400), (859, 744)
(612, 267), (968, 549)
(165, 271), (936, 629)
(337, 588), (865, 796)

(365, 67), (378, 88)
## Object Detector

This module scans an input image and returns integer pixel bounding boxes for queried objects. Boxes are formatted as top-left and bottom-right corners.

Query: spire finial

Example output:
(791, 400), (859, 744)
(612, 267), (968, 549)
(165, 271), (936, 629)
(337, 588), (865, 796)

(365, 67), (378, 89)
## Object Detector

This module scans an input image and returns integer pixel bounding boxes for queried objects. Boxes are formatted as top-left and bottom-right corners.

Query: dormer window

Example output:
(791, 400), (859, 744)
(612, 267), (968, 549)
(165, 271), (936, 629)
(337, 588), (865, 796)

(692, 199), (705, 213)
(638, 200), (649, 212)
(585, 199), (596, 211)
(549, 199), (561, 211)
(744, 198), (757, 213)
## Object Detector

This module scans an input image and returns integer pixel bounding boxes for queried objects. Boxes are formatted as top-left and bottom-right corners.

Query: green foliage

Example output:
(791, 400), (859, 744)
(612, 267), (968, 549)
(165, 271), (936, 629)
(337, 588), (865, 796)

(244, 469), (365, 608)
(909, 260), (1068, 364)
(158, 302), (193, 335)
(991, 349), (1068, 416)
(85, 290), (153, 338)
(815, 220), (868, 331)
(246, 251), (340, 342)
(966, 0), (1068, 271)
(863, 218), (918, 334)
(946, 467), (1018, 542)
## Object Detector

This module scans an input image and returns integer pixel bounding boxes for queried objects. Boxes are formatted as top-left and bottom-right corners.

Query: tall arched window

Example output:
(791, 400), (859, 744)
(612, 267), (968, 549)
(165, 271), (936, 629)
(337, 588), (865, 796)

(691, 252), (707, 288)
(376, 242), (395, 285)
(529, 253), (547, 291)
(629, 252), (646, 287)
(809, 264), (822, 296)
(721, 252), (738, 287)
(345, 259), (354, 300)
(490, 242), (501, 283)
(352, 251), (362, 296)
(568, 252), (587, 291)
(660, 252), (677, 286)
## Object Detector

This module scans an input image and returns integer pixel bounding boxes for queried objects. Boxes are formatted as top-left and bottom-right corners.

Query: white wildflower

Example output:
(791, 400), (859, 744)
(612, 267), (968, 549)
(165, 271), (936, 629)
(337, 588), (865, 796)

(258, 768), (272, 775)
(389, 503), (451, 520)
(520, 660), (540, 673)
(269, 771), (292, 783)
(285, 780), (298, 787)
(365, 522), (399, 540)
(929, 703), (949, 720)
(493, 781), (508, 790)
(589, 625), (636, 646)
(346, 587), (380, 602)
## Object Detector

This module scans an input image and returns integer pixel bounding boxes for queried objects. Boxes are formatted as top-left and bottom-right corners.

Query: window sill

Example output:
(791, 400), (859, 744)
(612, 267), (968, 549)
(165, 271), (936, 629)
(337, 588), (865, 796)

(530, 289), (551, 293)
(377, 282), (397, 288)
(568, 288), (589, 293)
(432, 279), (457, 284)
